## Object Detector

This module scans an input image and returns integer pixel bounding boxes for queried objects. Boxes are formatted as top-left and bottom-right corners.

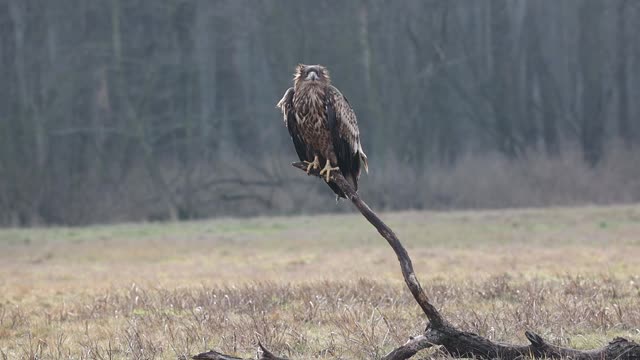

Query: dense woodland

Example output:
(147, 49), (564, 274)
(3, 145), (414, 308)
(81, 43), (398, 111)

(1, 1), (639, 225)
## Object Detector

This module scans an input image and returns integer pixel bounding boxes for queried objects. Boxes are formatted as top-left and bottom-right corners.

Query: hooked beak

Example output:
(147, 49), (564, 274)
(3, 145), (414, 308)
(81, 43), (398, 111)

(306, 71), (319, 81)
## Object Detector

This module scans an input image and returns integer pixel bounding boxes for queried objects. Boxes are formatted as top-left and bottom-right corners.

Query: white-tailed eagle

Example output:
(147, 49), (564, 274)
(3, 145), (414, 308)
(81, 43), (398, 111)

(277, 64), (368, 198)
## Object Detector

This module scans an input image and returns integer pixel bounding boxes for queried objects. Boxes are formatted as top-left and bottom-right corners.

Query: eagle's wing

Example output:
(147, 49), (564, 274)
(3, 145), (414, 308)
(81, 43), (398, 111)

(327, 86), (368, 191)
(277, 87), (308, 162)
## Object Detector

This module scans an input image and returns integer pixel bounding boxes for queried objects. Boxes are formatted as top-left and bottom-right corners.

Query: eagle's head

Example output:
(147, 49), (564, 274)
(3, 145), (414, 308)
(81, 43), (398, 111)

(293, 64), (330, 89)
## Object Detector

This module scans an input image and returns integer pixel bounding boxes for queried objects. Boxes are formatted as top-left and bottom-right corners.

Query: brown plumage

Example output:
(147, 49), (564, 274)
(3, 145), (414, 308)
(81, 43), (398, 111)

(277, 64), (368, 198)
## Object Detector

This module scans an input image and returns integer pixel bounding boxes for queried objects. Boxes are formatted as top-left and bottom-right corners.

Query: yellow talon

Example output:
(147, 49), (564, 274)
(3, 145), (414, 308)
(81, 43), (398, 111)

(319, 159), (339, 182)
(303, 156), (320, 174)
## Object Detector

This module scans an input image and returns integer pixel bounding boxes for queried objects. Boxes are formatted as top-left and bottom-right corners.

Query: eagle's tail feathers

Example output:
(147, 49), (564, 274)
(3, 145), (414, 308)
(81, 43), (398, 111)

(348, 173), (358, 192)
(359, 148), (369, 174)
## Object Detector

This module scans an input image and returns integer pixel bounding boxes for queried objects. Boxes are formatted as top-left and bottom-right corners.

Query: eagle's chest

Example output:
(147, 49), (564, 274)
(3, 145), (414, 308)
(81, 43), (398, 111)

(294, 97), (325, 125)
(293, 92), (332, 151)
(294, 95), (327, 130)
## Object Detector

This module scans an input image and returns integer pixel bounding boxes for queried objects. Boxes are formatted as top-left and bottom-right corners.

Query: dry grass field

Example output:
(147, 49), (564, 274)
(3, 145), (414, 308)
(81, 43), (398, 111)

(1, 205), (640, 359)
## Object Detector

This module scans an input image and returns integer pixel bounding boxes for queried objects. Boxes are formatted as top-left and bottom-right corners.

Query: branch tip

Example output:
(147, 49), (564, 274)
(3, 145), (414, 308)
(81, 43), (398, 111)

(525, 331), (545, 347)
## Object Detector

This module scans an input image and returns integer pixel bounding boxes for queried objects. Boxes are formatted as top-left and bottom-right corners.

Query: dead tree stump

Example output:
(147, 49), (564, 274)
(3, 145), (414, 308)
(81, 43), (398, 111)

(192, 162), (640, 360)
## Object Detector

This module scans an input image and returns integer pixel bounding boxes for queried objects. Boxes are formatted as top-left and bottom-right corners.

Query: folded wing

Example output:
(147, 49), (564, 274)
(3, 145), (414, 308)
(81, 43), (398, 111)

(277, 87), (309, 162)
(326, 86), (368, 191)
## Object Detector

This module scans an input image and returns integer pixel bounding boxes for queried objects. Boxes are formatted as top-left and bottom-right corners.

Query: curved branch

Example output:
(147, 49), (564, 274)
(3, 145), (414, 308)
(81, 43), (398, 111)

(291, 162), (445, 328)
(292, 162), (640, 360)
(192, 162), (640, 360)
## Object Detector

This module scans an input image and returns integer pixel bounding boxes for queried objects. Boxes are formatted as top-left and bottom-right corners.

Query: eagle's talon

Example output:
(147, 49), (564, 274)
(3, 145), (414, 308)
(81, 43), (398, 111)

(319, 160), (340, 182)
(304, 156), (320, 174)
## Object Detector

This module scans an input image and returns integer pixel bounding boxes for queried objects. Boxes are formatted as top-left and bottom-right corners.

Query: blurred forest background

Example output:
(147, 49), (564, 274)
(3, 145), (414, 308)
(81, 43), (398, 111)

(1, 0), (639, 226)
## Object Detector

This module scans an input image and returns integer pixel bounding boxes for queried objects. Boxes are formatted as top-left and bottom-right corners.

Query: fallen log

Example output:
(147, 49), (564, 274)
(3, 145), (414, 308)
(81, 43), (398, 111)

(192, 343), (286, 360)
(192, 162), (640, 360)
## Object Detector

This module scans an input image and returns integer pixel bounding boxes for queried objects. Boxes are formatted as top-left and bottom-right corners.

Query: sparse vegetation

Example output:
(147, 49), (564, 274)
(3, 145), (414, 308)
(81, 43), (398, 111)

(1, 205), (639, 359)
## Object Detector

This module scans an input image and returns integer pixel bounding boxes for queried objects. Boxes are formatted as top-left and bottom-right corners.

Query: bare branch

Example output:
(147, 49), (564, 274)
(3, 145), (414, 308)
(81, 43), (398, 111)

(192, 342), (287, 360)
(192, 163), (640, 360)
(291, 162), (445, 328)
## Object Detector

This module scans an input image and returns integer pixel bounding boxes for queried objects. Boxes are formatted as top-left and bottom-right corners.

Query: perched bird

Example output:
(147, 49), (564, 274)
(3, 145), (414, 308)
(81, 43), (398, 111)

(277, 64), (368, 198)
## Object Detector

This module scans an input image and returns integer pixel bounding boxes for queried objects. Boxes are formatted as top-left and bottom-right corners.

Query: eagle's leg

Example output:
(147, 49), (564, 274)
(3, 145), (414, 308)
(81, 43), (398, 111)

(303, 155), (320, 174)
(319, 159), (340, 182)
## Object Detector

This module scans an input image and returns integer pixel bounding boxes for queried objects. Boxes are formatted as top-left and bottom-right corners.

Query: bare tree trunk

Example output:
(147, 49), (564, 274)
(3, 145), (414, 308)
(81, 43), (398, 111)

(357, 0), (384, 146)
(579, 0), (605, 166)
(110, 0), (179, 221)
(358, 1), (372, 99)
(195, 2), (217, 149)
(616, 0), (631, 146)
(527, 1), (559, 155)
(8, 0), (46, 225)
(489, 0), (518, 157)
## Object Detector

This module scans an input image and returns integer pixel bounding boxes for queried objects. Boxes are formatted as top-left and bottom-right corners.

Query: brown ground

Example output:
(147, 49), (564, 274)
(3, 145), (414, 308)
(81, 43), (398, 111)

(1, 205), (639, 359)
